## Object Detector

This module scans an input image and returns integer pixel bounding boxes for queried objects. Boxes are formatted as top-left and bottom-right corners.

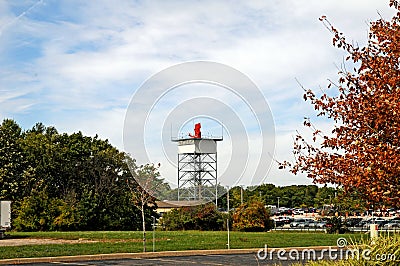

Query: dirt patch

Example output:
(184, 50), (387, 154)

(0, 238), (98, 247)
(0, 237), (169, 246)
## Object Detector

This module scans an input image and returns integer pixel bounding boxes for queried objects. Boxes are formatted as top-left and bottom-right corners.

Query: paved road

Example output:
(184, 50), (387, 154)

(2, 251), (336, 266)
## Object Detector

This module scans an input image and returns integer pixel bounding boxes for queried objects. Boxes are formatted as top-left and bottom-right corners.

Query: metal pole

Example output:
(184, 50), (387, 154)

(152, 216), (155, 252)
(227, 186), (230, 249)
(177, 154), (180, 201)
(215, 153), (218, 207)
(227, 187), (230, 212)
(240, 186), (243, 205)
(227, 218), (230, 249)
(198, 154), (202, 200)
(277, 197), (280, 212)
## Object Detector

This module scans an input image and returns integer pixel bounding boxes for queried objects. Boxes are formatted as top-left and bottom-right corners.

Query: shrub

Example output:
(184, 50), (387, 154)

(232, 201), (273, 232)
(13, 190), (59, 231)
(161, 203), (224, 231)
(326, 216), (349, 234)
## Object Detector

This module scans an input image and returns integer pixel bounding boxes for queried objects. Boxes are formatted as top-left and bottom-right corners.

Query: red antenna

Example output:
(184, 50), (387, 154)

(189, 123), (201, 138)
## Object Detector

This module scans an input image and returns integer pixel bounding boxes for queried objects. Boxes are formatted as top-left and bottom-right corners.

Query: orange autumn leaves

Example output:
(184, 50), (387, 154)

(281, 1), (400, 208)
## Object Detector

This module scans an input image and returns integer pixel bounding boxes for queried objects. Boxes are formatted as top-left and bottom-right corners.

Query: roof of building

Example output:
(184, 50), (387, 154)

(156, 200), (207, 208)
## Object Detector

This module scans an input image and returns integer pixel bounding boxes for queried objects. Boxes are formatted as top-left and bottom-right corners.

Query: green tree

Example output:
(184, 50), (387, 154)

(0, 119), (25, 201)
(162, 206), (196, 231)
(228, 186), (246, 208)
(20, 124), (58, 196)
(314, 186), (335, 208)
(333, 189), (366, 216)
(8, 120), (148, 231)
(13, 189), (58, 231)
(257, 183), (278, 205)
(126, 162), (161, 252)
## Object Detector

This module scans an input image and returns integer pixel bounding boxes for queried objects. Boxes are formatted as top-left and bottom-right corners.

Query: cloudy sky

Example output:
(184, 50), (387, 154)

(0, 1), (396, 188)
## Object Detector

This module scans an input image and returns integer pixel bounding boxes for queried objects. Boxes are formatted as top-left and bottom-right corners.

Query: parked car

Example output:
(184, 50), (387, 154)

(290, 218), (305, 227)
(383, 222), (400, 229)
(293, 209), (304, 215)
(359, 218), (388, 228)
(387, 208), (397, 216)
(290, 218), (315, 228)
(356, 219), (369, 227)
(273, 216), (292, 227)
(284, 217), (294, 224)
(316, 221), (327, 228)
(390, 217), (400, 222)
(382, 217), (400, 229)
(345, 217), (362, 227)
(375, 218), (389, 227)
(304, 221), (318, 228)
(274, 220), (285, 227)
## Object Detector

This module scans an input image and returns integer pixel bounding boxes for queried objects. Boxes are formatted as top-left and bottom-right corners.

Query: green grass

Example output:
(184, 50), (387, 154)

(0, 231), (367, 260)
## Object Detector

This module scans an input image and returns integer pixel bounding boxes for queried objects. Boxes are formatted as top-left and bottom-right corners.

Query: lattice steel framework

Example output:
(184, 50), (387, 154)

(177, 152), (217, 202)
(172, 122), (223, 204)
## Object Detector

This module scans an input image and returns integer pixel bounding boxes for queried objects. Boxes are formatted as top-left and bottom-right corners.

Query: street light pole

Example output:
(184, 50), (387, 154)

(227, 186), (230, 250)
(152, 216), (155, 252)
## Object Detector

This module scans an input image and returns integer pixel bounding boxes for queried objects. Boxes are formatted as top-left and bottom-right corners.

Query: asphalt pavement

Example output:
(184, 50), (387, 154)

(0, 249), (337, 266)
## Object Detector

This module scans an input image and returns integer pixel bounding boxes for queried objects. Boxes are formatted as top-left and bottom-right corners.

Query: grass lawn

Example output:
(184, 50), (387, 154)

(0, 231), (367, 259)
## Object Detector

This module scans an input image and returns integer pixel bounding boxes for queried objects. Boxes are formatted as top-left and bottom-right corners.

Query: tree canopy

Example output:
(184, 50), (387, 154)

(281, 1), (400, 208)
(0, 119), (159, 231)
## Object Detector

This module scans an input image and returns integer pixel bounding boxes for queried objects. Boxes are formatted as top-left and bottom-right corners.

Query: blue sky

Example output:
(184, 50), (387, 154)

(0, 0), (396, 187)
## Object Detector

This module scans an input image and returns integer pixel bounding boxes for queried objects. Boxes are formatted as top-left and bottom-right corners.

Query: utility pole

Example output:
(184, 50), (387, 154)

(277, 197), (280, 212)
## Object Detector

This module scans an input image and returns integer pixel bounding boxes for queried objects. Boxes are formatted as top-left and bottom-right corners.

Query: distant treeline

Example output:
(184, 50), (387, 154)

(221, 184), (334, 210)
(219, 184), (366, 214)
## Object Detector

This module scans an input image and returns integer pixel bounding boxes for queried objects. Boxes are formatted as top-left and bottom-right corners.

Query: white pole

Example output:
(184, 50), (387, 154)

(227, 218), (230, 249)
(215, 152), (218, 207)
(240, 186), (243, 205)
(152, 216), (155, 252)
(277, 197), (280, 213)
(227, 186), (230, 249)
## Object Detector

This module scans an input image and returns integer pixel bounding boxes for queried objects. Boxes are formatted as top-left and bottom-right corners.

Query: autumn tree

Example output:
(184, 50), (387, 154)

(281, 1), (400, 208)
(232, 200), (273, 232)
(193, 203), (224, 230)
